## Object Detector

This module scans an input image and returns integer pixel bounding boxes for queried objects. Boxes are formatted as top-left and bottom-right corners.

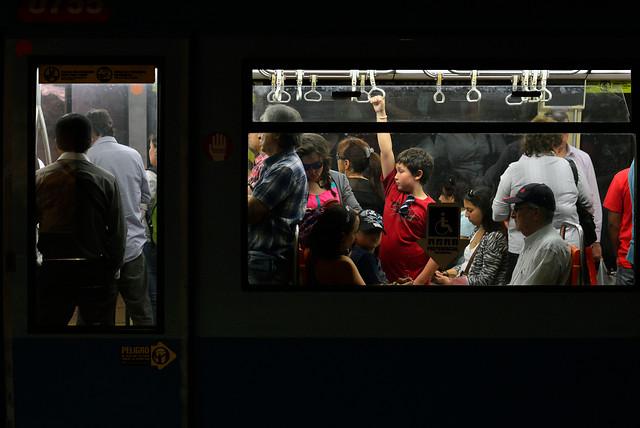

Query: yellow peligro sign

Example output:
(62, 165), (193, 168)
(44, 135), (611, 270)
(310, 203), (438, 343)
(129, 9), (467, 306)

(39, 65), (156, 84)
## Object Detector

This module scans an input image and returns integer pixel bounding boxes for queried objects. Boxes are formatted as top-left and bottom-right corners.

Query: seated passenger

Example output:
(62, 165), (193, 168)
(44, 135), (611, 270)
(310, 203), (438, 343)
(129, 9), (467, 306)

(297, 133), (362, 212)
(504, 183), (572, 285)
(351, 210), (388, 285)
(248, 105), (307, 285)
(438, 175), (474, 269)
(336, 137), (385, 214)
(432, 186), (509, 285)
(305, 204), (366, 285)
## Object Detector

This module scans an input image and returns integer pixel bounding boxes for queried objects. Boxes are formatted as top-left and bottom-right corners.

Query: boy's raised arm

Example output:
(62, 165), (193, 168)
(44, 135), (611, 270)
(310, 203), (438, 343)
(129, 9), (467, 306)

(371, 96), (394, 179)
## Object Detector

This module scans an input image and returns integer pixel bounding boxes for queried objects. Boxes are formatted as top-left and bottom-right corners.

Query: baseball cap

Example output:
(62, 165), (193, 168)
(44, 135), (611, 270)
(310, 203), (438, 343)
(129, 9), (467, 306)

(358, 209), (385, 234)
(503, 183), (556, 211)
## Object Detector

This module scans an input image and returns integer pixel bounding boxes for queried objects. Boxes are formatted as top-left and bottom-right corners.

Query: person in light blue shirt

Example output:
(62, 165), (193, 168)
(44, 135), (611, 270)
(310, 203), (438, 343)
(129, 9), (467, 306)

(87, 109), (153, 325)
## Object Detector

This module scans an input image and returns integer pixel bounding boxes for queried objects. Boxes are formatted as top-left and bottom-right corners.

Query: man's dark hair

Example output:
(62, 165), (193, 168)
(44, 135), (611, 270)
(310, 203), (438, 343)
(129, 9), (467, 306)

(55, 113), (93, 153)
(396, 147), (434, 185)
(260, 104), (303, 149)
(85, 108), (115, 137)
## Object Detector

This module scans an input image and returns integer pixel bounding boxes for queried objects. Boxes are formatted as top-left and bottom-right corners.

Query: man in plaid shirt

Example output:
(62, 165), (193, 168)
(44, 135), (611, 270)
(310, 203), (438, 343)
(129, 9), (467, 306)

(248, 105), (308, 284)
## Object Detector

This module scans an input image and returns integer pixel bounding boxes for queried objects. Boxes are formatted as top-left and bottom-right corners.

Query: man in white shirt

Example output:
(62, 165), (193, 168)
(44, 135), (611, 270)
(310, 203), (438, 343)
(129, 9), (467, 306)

(506, 183), (572, 285)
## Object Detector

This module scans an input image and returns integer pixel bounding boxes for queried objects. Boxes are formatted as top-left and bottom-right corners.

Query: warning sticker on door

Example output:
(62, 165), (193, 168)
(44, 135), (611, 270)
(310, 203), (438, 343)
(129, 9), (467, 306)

(39, 65), (156, 84)
(121, 342), (177, 370)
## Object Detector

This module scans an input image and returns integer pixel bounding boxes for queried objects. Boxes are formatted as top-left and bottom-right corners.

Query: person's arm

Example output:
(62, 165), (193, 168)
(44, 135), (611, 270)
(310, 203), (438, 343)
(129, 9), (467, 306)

(576, 167), (594, 214)
(492, 164), (515, 222)
(248, 195), (269, 226)
(332, 171), (362, 211)
(413, 258), (439, 285)
(106, 180), (127, 272)
(608, 210), (622, 257)
(371, 96), (395, 179)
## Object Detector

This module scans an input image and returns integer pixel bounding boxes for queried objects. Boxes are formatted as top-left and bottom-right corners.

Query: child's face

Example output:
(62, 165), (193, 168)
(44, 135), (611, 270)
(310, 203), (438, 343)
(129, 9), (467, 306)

(355, 228), (383, 251)
(394, 162), (421, 193)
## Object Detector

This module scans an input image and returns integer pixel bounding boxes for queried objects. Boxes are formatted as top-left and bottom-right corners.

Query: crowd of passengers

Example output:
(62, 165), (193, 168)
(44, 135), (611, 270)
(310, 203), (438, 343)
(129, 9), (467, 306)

(247, 97), (635, 286)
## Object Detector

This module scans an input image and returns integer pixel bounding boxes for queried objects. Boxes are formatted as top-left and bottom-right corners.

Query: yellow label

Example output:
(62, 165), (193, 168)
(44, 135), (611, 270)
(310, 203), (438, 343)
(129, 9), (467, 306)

(586, 81), (631, 94)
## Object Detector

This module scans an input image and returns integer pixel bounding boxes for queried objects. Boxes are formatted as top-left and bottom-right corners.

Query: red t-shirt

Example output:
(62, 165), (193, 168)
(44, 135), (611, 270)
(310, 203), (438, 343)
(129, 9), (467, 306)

(603, 168), (632, 268)
(378, 169), (435, 283)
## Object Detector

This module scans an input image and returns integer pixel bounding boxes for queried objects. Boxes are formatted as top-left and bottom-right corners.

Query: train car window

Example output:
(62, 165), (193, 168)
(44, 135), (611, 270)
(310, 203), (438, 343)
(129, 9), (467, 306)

(247, 69), (634, 288)
(33, 65), (160, 330)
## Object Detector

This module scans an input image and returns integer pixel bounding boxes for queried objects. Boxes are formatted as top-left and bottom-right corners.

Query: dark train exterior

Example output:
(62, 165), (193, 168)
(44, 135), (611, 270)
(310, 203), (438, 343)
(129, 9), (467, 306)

(2, 2), (639, 427)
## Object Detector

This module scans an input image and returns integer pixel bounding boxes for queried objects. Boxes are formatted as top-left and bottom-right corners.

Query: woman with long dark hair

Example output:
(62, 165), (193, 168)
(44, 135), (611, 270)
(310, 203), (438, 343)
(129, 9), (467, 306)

(296, 133), (361, 211)
(305, 204), (366, 285)
(433, 186), (509, 285)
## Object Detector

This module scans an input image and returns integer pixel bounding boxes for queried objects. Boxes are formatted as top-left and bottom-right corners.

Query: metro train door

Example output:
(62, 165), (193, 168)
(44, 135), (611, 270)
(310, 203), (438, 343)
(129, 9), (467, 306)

(3, 37), (189, 426)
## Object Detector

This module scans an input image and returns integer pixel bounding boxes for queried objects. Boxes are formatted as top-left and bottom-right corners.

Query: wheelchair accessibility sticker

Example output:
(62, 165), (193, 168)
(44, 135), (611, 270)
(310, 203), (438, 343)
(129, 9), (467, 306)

(121, 342), (177, 370)
(418, 203), (469, 269)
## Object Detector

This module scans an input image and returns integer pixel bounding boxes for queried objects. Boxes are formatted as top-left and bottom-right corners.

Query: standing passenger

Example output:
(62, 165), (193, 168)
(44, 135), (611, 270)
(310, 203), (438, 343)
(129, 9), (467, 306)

(372, 95), (438, 284)
(492, 115), (593, 282)
(35, 113), (127, 326)
(548, 110), (603, 265)
(248, 105), (308, 284)
(603, 166), (634, 285)
(86, 109), (154, 325)
(296, 133), (361, 212)
(142, 133), (158, 322)
(336, 137), (385, 214)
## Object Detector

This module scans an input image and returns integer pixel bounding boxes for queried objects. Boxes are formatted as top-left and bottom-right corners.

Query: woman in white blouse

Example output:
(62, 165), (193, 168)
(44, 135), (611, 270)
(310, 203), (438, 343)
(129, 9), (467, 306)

(492, 115), (594, 281)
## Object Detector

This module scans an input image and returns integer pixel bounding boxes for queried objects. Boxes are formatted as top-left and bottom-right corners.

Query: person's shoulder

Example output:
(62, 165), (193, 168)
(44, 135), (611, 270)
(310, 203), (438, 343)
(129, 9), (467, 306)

(84, 161), (118, 181)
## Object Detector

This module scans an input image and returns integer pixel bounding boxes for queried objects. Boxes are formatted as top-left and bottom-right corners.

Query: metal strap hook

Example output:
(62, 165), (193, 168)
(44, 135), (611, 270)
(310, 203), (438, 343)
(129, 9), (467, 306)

(296, 69), (304, 101)
(505, 74), (524, 106)
(466, 70), (481, 102)
(303, 74), (322, 102)
(266, 73), (276, 102)
(433, 73), (445, 103)
(528, 70), (541, 102)
(540, 70), (553, 102)
(274, 69), (291, 103)
(520, 70), (531, 102)
(350, 70), (360, 102)
(367, 69), (385, 100)
(354, 71), (370, 103)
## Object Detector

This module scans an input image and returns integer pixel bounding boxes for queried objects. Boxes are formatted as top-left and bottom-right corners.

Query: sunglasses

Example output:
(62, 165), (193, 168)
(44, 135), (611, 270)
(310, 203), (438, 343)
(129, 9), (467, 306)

(398, 195), (416, 217)
(303, 161), (323, 171)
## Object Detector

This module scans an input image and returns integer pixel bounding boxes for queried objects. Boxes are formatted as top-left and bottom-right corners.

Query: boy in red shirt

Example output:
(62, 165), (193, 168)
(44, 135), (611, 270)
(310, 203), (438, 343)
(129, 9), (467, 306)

(603, 167), (633, 285)
(371, 95), (438, 284)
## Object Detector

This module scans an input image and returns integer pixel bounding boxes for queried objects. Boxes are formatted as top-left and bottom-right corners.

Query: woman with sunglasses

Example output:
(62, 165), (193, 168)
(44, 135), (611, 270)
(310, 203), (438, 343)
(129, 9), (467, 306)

(296, 133), (361, 212)
(432, 186), (509, 285)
